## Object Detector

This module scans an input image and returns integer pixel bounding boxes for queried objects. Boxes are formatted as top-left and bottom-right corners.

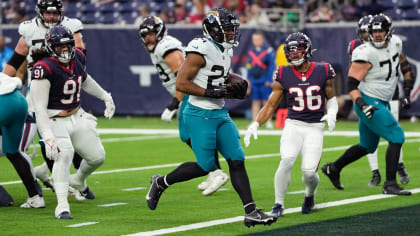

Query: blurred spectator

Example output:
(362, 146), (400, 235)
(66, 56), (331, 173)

(0, 36), (14, 72)
(238, 11), (247, 24)
(174, 3), (189, 24)
(134, 4), (150, 26)
(310, 4), (334, 22)
(224, 0), (246, 16)
(341, 2), (359, 21)
(282, 3), (299, 24)
(4, 1), (28, 24)
(246, 31), (275, 128)
(189, 0), (208, 25)
(247, 3), (271, 26)
(160, 9), (174, 24)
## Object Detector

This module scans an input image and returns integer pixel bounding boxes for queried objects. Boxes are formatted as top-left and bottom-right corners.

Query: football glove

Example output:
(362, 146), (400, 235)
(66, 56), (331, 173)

(320, 113), (336, 132)
(355, 97), (377, 119)
(44, 138), (60, 161)
(103, 93), (115, 119)
(320, 96), (338, 132)
(227, 80), (248, 99)
(161, 108), (177, 122)
(244, 121), (259, 148)
(204, 86), (226, 99)
(400, 96), (411, 109)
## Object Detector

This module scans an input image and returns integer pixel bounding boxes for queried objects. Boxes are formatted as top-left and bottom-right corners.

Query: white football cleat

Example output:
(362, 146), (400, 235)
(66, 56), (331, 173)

(20, 194), (45, 208)
(198, 175), (212, 191)
(68, 186), (86, 201)
(202, 169), (229, 196)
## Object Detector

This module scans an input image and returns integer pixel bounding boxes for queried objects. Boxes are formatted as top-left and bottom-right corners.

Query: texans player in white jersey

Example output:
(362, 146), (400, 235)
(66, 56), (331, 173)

(1, 0), (94, 200)
(139, 16), (229, 196)
(30, 26), (115, 219)
(348, 15), (411, 187)
(146, 8), (276, 227)
(322, 14), (413, 196)
(245, 32), (338, 217)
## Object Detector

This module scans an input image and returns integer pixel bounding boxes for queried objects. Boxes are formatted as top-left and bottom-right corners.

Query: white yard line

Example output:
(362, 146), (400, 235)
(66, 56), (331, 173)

(98, 203), (128, 207)
(122, 187), (146, 191)
(1, 137), (420, 186)
(123, 188), (420, 236)
(65, 222), (99, 228)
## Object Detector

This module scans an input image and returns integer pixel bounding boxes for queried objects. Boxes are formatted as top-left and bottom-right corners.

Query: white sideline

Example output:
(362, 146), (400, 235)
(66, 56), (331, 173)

(123, 188), (420, 236)
(98, 203), (128, 207)
(1, 137), (420, 186)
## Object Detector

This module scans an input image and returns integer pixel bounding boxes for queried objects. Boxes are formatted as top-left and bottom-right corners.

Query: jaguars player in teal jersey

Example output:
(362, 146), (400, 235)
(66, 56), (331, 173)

(0, 72), (44, 208)
(146, 8), (276, 227)
(322, 14), (414, 196)
(139, 16), (229, 196)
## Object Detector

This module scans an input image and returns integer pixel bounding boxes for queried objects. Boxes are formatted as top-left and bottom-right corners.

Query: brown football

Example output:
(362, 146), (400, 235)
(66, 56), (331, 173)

(226, 72), (251, 98)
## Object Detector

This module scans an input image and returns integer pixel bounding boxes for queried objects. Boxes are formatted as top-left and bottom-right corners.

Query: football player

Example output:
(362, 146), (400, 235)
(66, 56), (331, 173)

(322, 14), (413, 196)
(138, 16), (229, 196)
(30, 26), (115, 219)
(2, 0), (94, 199)
(0, 72), (44, 208)
(348, 15), (411, 187)
(244, 32), (338, 217)
(146, 8), (275, 227)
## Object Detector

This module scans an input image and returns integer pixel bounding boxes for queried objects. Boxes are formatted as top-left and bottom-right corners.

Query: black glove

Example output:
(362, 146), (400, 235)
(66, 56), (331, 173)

(167, 97), (180, 111)
(355, 97), (378, 119)
(204, 86), (226, 99)
(400, 96), (411, 109)
(227, 80), (248, 99)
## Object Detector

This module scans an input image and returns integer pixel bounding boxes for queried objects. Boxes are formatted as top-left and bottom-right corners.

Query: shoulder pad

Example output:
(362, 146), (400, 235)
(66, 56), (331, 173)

(155, 36), (183, 58)
(61, 17), (84, 33)
(32, 60), (52, 80)
(18, 19), (37, 37)
(351, 44), (370, 63)
(185, 38), (208, 55)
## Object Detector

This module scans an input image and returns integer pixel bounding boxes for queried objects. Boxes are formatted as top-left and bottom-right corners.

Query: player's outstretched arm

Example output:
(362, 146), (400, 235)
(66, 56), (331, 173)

(321, 79), (338, 132)
(30, 79), (59, 160)
(3, 37), (29, 77)
(82, 74), (115, 119)
(244, 81), (283, 148)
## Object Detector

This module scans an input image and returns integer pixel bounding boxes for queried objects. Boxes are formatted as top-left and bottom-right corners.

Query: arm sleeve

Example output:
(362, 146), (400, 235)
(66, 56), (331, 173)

(82, 74), (110, 101)
(30, 79), (54, 140)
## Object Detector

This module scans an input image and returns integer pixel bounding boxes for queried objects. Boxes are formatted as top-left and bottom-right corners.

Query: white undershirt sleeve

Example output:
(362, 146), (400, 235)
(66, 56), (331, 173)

(30, 79), (54, 140)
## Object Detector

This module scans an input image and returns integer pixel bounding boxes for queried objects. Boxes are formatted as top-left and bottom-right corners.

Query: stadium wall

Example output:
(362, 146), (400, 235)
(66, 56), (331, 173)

(2, 23), (420, 117)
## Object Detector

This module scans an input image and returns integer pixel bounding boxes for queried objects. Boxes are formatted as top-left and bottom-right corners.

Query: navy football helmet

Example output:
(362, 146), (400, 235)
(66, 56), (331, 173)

(203, 8), (240, 49)
(357, 15), (372, 42)
(45, 25), (75, 64)
(283, 32), (313, 66)
(368, 13), (393, 48)
(138, 16), (167, 52)
(36, 0), (64, 28)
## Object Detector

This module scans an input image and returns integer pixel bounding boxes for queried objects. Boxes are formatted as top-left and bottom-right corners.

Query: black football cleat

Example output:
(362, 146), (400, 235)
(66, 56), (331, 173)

(301, 196), (315, 214)
(397, 163), (409, 185)
(270, 204), (284, 218)
(368, 169), (381, 187)
(57, 211), (73, 220)
(321, 162), (344, 190)
(382, 181), (411, 196)
(244, 208), (276, 227)
(146, 174), (165, 210)
(81, 186), (95, 200)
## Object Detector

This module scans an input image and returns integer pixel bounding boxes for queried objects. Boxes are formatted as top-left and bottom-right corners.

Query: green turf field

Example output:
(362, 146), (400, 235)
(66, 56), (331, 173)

(1, 117), (419, 235)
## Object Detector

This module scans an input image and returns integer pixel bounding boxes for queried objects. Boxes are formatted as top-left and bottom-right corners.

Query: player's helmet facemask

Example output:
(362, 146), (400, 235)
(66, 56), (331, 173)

(46, 25), (75, 64)
(368, 13), (393, 48)
(138, 16), (167, 52)
(284, 32), (313, 66)
(357, 15), (372, 42)
(36, 0), (64, 28)
(203, 8), (240, 50)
